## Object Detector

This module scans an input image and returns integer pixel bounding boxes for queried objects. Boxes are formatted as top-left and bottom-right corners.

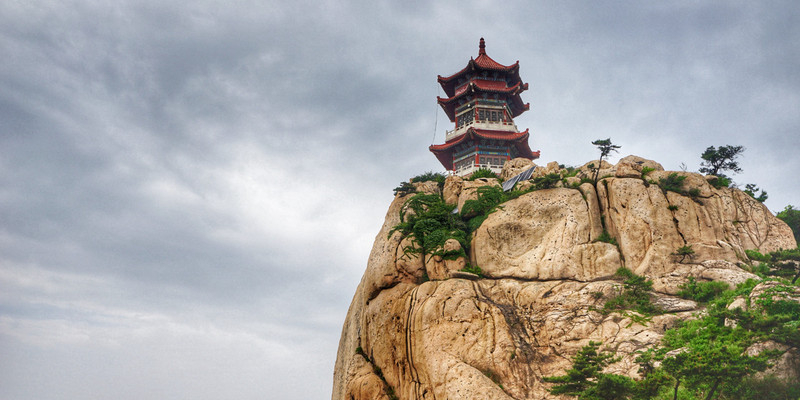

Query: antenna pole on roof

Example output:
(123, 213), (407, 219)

(431, 84), (440, 145)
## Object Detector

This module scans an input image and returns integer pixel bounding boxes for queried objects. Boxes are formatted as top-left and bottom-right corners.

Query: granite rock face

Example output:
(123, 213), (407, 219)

(332, 157), (797, 400)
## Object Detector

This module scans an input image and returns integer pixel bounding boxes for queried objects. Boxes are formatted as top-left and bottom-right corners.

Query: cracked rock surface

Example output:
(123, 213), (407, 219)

(332, 157), (796, 400)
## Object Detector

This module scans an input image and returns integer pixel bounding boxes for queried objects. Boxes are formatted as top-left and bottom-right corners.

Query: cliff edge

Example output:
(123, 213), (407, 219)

(332, 156), (797, 400)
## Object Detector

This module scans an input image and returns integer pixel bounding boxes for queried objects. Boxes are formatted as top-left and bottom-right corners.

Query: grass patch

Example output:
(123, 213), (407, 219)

(677, 277), (729, 303)
(594, 230), (618, 246)
(460, 264), (483, 276)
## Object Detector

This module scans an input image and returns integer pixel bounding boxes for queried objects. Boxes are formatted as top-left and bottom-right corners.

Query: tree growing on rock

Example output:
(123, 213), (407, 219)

(543, 341), (634, 399)
(591, 138), (621, 183)
(743, 183), (768, 203)
(698, 145), (744, 177)
(776, 205), (800, 242)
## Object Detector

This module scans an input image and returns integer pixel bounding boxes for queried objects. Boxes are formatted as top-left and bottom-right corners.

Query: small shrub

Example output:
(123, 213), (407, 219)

(776, 205), (800, 242)
(562, 166), (579, 178)
(531, 173), (561, 190)
(394, 172), (446, 196)
(708, 175), (732, 189)
(640, 166), (655, 179)
(723, 375), (800, 400)
(468, 168), (498, 181)
(657, 172), (687, 194)
(673, 245), (695, 263)
(603, 267), (660, 316)
(460, 264), (483, 276)
(667, 204), (679, 211)
(595, 230), (618, 246)
(393, 181), (416, 196)
(543, 341), (634, 398)
(746, 249), (770, 263)
(410, 171), (446, 185)
(744, 183), (768, 203)
(678, 277), (729, 302)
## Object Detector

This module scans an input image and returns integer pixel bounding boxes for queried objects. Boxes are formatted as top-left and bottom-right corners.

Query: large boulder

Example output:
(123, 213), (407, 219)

(500, 158), (536, 181)
(471, 187), (620, 281)
(333, 158), (797, 400)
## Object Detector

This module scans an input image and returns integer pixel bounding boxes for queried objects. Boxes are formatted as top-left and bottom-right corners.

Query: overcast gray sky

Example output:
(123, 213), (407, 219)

(1, 1), (799, 399)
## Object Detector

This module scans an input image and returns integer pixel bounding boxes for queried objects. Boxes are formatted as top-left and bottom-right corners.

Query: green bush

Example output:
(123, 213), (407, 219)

(410, 171), (446, 185)
(603, 268), (660, 316)
(595, 230), (618, 246)
(743, 183), (768, 203)
(746, 247), (800, 284)
(723, 375), (800, 400)
(673, 245), (695, 263)
(531, 172), (561, 190)
(677, 277), (729, 303)
(657, 173), (687, 194)
(746, 249), (770, 262)
(640, 166), (655, 179)
(391, 184), (519, 267)
(544, 342), (633, 399)
(468, 168), (499, 181)
(394, 172), (446, 196)
(776, 205), (800, 242)
(389, 193), (467, 259)
(393, 181), (416, 196)
(562, 166), (579, 178)
(460, 264), (483, 276)
(707, 175), (732, 189)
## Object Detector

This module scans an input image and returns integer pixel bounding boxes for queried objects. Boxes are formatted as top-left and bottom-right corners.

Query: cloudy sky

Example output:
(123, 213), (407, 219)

(1, 1), (799, 399)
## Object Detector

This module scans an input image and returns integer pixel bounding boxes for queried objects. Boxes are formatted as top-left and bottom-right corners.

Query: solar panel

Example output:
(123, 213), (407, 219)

(502, 166), (536, 192)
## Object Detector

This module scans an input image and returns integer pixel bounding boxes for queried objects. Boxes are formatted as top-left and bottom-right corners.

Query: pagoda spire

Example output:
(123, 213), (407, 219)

(479, 37), (486, 56)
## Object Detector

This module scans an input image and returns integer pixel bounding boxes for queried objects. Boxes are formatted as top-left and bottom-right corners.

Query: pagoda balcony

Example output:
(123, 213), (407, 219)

(445, 120), (518, 141)
(454, 162), (505, 177)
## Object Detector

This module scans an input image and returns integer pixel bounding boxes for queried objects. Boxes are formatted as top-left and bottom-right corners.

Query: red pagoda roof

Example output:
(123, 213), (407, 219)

(437, 38), (522, 97)
(428, 128), (539, 170)
(437, 79), (530, 121)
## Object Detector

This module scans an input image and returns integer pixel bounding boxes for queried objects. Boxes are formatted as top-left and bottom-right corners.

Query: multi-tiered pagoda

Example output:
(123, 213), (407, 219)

(430, 38), (539, 176)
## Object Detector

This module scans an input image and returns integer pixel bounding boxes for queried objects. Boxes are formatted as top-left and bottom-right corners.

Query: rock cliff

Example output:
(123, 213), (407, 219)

(332, 156), (797, 400)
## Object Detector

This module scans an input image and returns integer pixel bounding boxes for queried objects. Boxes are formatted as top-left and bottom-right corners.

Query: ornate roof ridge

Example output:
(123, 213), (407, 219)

(438, 38), (520, 84)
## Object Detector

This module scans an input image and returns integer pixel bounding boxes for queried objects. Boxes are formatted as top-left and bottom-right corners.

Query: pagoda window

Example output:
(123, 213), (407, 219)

(478, 109), (485, 121)
(490, 111), (498, 122)
(457, 112), (474, 127)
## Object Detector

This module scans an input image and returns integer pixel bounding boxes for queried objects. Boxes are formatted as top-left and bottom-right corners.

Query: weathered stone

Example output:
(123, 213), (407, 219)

(500, 158), (535, 181)
(333, 159), (798, 400)
(651, 293), (698, 313)
(471, 188), (621, 281)
(576, 159), (615, 181)
(530, 161), (560, 178)
(442, 175), (464, 205)
(615, 155), (664, 179)
(343, 355), (392, 400)
(425, 238), (466, 280)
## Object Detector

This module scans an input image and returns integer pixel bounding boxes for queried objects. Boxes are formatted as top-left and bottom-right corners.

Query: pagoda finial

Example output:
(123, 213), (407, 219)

(479, 37), (486, 55)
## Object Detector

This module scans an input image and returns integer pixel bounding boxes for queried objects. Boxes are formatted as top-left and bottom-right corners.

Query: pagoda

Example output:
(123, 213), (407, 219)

(430, 38), (539, 176)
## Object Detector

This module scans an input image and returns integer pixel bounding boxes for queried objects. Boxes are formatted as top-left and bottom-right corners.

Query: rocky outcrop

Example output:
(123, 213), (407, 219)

(333, 157), (797, 400)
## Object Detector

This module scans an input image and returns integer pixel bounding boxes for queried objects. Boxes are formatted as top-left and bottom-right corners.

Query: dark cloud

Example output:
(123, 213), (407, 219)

(1, 1), (799, 399)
